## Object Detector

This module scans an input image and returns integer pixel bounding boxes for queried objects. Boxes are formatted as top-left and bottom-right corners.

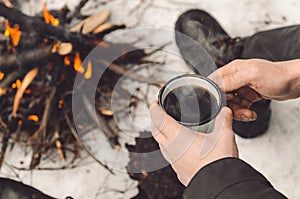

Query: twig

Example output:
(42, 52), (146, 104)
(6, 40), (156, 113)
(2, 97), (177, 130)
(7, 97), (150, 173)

(81, 94), (120, 147)
(67, 0), (90, 19)
(0, 117), (7, 128)
(29, 87), (57, 169)
(100, 60), (162, 85)
(54, 124), (66, 161)
(94, 24), (126, 37)
(144, 41), (172, 57)
(0, 125), (10, 168)
(3, 161), (22, 182)
(0, 117), (9, 168)
(0, 70), (19, 88)
(9, 120), (21, 152)
(63, 109), (82, 144)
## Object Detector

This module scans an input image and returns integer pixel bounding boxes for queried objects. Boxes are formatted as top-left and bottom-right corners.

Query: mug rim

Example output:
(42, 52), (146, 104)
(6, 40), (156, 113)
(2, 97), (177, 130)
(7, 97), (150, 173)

(158, 74), (225, 126)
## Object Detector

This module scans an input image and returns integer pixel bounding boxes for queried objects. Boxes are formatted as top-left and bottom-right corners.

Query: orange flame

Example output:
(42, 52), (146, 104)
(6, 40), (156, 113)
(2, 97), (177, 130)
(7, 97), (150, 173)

(27, 115), (39, 122)
(100, 109), (113, 116)
(58, 100), (63, 109)
(43, 3), (59, 27)
(4, 20), (21, 46)
(73, 52), (85, 73)
(84, 60), (92, 79)
(12, 79), (22, 89)
(0, 71), (4, 81)
(64, 57), (71, 66)
(25, 89), (31, 94)
(0, 88), (7, 96)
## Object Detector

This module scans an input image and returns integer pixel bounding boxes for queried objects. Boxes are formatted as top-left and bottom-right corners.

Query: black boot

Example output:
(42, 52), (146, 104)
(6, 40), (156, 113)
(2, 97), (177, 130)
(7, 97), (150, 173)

(175, 9), (244, 68)
(0, 178), (56, 199)
(175, 9), (271, 138)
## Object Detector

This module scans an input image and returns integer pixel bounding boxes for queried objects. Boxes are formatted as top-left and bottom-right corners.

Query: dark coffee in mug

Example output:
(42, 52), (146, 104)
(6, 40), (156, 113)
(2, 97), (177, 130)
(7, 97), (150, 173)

(162, 85), (218, 124)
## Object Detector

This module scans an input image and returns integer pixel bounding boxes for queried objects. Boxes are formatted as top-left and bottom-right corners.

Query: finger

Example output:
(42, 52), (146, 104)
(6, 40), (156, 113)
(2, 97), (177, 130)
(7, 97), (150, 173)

(227, 101), (257, 121)
(150, 102), (197, 161)
(150, 101), (168, 144)
(161, 126), (197, 164)
(150, 101), (183, 140)
(151, 124), (167, 145)
(227, 101), (244, 118)
(226, 93), (235, 100)
(239, 98), (252, 108)
(236, 86), (262, 102)
(199, 107), (233, 158)
(229, 89), (257, 108)
(234, 109), (257, 122)
(215, 107), (233, 130)
(208, 60), (253, 92)
(230, 95), (241, 104)
(212, 107), (238, 159)
(229, 95), (252, 108)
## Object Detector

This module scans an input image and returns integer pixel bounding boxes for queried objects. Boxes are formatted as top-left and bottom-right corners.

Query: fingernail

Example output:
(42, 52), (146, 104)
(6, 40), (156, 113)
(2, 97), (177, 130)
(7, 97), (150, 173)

(241, 117), (250, 122)
(240, 116), (255, 122)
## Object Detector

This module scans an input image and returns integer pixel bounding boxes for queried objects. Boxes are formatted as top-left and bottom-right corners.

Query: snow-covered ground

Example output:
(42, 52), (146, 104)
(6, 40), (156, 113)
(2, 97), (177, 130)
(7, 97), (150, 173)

(1, 0), (300, 198)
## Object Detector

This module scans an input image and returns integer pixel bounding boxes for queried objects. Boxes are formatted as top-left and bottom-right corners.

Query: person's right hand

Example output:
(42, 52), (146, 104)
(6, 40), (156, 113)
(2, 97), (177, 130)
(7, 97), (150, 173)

(209, 59), (300, 122)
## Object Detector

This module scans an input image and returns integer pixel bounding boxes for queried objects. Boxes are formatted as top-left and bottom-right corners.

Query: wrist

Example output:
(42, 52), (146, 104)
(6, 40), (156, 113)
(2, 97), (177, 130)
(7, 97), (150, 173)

(277, 60), (300, 99)
(287, 60), (300, 98)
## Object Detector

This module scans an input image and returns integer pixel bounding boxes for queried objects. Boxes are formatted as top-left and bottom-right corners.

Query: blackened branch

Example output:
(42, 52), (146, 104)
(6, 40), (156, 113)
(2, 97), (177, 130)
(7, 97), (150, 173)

(0, 45), (54, 72)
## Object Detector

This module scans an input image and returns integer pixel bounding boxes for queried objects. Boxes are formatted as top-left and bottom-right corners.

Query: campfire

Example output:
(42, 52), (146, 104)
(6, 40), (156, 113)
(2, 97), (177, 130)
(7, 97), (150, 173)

(0, 0), (152, 169)
(0, 1), (187, 198)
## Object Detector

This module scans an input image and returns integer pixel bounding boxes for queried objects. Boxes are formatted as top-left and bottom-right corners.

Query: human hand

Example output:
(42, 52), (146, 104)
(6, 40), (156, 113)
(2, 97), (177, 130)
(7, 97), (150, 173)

(209, 59), (300, 121)
(150, 101), (238, 186)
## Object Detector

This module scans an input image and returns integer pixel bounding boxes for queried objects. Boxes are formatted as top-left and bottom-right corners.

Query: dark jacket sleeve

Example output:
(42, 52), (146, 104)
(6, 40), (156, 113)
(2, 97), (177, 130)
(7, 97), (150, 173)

(183, 158), (287, 199)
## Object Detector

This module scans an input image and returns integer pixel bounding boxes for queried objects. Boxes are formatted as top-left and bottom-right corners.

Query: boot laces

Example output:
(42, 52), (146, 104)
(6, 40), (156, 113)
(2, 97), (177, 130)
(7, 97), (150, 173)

(212, 37), (242, 49)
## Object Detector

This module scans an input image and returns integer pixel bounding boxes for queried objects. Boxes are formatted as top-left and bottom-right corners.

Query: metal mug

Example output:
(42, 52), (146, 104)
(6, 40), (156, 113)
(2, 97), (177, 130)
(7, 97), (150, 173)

(158, 74), (225, 133)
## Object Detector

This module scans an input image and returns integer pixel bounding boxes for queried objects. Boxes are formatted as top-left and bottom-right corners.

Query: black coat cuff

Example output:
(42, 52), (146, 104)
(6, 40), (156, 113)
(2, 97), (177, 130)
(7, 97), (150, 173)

(183, 158), (287, 199)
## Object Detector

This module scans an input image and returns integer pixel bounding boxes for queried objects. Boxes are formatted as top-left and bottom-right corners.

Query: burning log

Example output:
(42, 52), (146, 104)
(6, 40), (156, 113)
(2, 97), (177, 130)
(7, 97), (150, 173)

(0, 1), (153, 169)
(0, 3), (140, 71)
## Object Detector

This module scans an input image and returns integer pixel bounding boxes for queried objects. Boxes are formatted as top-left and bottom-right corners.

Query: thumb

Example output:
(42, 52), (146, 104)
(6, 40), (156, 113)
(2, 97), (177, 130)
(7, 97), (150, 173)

(199, 107), (233, 158)
(150, 100), (167, 132)
(214, 107), (233, 130)
(208, 60), (251, 92)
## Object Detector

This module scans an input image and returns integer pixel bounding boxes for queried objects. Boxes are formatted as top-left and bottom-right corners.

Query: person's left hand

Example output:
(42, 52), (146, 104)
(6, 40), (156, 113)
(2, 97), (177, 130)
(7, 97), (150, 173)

(150, 101), (238, 186)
